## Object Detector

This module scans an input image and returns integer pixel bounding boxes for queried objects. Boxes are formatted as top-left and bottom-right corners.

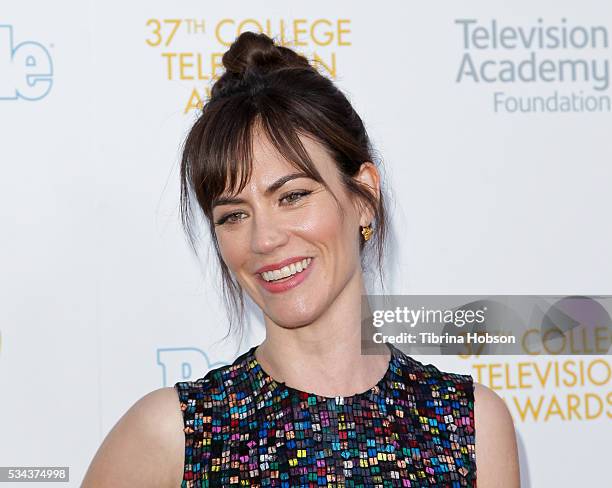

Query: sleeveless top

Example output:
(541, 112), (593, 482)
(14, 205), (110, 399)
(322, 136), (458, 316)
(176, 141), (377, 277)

(174, 343), (476, 487)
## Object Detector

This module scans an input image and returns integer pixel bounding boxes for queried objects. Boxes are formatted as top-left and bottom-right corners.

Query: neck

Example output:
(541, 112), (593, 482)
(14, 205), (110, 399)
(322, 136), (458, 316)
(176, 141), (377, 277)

(255, 269), (391, 397)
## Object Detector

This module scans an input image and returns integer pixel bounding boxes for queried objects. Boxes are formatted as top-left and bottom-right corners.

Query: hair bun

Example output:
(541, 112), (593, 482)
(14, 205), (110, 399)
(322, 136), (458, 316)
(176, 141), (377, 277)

(222, 31), (312, 76)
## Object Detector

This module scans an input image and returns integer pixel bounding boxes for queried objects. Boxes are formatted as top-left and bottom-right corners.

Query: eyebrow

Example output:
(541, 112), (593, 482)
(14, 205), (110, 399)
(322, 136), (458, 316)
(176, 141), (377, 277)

(212, 172), (310, 208)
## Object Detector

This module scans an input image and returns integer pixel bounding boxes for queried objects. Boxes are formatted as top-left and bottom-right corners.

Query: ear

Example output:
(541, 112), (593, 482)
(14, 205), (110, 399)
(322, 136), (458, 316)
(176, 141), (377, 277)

(353, 161), (381, 226)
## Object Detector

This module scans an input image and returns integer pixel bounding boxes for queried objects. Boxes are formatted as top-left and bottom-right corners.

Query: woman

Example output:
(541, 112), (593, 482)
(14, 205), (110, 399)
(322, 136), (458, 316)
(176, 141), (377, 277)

(83, 32), (520, 487)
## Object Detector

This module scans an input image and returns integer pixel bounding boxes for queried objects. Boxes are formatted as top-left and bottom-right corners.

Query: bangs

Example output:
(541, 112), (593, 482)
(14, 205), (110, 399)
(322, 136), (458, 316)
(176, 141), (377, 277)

(188, 92), (337, 219)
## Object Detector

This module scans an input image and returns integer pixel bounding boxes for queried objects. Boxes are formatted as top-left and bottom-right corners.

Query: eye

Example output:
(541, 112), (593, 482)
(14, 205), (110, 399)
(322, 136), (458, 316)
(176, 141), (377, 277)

(215, 211), (246, 226)
(280, 190), (312, 205)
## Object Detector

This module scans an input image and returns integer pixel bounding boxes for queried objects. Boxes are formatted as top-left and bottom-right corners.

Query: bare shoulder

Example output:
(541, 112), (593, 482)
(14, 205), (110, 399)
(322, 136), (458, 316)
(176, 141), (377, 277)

(81, 387), (185, 488)
(473, 382), (520, 487)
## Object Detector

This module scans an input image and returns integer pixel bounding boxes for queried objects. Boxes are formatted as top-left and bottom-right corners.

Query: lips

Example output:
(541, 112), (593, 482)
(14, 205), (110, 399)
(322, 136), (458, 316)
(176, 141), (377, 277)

(254, 256), (312, 275)
(255, 256), (315, 293)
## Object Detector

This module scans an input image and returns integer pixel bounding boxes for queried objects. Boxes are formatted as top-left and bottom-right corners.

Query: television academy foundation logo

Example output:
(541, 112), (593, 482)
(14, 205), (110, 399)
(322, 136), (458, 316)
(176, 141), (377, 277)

(0, 25), (54, 101)
(454, 18), (611, 114)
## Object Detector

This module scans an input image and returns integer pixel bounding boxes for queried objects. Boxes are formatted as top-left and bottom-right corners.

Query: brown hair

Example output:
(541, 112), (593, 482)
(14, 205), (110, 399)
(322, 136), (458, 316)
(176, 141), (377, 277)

(179, 31), (390, 339)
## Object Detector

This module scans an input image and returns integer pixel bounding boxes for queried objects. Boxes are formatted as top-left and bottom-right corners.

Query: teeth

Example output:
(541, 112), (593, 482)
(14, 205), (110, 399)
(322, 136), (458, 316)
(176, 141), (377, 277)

(261, 258), (312, 282)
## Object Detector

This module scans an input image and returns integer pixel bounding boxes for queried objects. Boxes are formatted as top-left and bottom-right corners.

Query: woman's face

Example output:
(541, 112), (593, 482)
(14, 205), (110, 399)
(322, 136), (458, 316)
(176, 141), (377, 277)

(212, 130), (373, 329)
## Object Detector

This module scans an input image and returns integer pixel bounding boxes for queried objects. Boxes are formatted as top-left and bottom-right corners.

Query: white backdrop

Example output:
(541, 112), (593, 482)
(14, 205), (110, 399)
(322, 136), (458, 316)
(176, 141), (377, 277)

(1, 1), (611, 486)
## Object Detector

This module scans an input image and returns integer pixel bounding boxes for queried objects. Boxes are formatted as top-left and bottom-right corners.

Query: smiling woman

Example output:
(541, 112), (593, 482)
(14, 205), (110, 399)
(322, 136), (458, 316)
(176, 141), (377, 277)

(177, 34), (389, 337)
(82, 31), (519, 488)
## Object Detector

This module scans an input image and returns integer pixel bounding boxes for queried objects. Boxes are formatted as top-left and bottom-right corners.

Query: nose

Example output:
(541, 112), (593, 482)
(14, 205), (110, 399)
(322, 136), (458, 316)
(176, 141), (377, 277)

(249, 212), (289, 255)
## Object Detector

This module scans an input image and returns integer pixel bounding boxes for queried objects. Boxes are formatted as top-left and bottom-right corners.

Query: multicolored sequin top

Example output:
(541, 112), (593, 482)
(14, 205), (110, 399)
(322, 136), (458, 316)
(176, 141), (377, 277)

(174, 343), (476, 487)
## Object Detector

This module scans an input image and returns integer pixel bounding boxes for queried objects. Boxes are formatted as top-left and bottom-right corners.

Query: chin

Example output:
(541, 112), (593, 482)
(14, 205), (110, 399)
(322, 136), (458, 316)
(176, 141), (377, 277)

(266, 306), (321, 329)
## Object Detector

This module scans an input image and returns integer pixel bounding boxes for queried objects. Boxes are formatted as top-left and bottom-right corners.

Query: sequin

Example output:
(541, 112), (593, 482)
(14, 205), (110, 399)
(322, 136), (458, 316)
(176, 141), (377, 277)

(175, 343), (476, 487)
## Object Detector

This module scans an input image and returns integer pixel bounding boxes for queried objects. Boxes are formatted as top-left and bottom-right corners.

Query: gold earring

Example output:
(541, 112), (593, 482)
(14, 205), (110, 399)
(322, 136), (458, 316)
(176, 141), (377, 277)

(361, 224), (373, 241)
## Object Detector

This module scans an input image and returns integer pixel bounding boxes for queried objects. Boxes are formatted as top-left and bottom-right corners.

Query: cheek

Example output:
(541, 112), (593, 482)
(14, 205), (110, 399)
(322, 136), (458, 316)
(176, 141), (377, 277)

(297, 209), (339, 240)
(215, 232), (246, 271)
(294, 198), (356, 252)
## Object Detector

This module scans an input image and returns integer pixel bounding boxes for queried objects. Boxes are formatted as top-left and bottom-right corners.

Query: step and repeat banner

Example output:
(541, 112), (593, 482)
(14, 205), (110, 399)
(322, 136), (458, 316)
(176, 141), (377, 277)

(1, 1), (611, 486)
